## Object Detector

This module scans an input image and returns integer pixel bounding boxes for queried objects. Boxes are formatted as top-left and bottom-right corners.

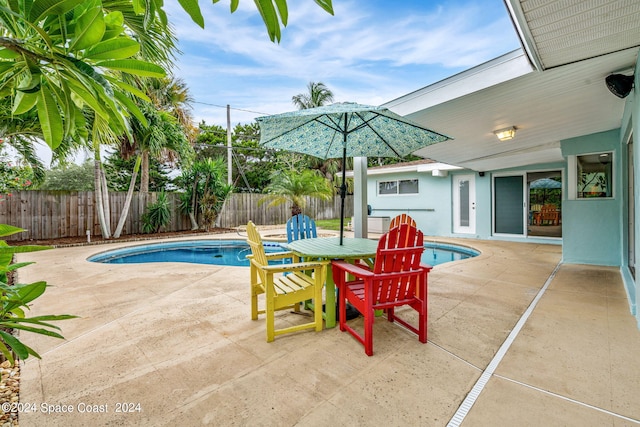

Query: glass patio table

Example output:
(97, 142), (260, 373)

(283, 237), (379, 328)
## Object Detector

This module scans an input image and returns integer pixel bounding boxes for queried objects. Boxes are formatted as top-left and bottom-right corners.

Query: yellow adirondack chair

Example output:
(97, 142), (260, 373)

(246, 221), (327, 342)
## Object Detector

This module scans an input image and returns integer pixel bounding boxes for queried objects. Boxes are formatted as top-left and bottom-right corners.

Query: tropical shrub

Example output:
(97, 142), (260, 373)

(142, 192), (171, 233)
(176, 158), (233, 230)
(0, 224), (76, 365)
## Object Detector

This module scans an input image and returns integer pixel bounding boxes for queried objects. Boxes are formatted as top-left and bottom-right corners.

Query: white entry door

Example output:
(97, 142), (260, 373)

(453, 174), (476, 234)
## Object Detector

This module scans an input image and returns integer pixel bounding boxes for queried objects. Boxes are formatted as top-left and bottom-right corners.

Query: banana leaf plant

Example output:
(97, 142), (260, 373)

(0, 224), (76, 365)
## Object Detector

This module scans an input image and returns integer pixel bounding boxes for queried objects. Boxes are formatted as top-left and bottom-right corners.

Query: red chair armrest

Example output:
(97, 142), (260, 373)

(420, 263), (433, 272)
(331, 260), (374, 279)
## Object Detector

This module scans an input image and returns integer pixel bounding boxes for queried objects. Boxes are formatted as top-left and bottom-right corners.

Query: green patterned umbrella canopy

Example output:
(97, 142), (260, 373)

(256, 102), (452, 244)
(256, 102), (451, 159)
(530, 178), (562, 189)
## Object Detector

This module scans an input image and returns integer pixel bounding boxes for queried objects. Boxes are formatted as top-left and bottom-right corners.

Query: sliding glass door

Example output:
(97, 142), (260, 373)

(494, 175), (524, 235)
(494, 171), (563, 238)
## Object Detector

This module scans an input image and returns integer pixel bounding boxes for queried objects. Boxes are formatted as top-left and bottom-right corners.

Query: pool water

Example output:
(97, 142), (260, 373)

(88, 240), (285, 267)
(88, 240), (478, 267)
(423, 243), (479, 265)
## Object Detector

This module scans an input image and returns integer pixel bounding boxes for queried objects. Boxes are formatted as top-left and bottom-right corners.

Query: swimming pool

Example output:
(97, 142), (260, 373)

(88, 240), (282, 266)
(88, 240), (479, 267)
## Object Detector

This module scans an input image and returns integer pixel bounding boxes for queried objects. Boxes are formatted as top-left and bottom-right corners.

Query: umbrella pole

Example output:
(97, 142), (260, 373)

(339, 115), (348, 245)
(339, 147), (347, 246)
(340, 158), (347, 245)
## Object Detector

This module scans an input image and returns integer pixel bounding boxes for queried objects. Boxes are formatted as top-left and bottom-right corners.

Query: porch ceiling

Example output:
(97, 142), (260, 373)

(384, 0), (640, 172)
(508, 0), (640, 71)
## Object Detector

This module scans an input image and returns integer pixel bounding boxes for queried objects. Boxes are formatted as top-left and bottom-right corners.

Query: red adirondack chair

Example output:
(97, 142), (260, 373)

(389, 213), (416, 230)
(331, 224), (432, 356)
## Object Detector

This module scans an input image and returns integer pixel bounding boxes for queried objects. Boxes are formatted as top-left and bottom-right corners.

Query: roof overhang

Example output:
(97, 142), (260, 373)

(382, 0), (640, 172)
(344, 161), (462, 178)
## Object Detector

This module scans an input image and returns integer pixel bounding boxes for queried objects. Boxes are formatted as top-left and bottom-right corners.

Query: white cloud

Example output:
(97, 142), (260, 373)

(167, 0), (521, 126)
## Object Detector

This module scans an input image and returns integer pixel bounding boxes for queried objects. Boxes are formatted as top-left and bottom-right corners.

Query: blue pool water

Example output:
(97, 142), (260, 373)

(422, 242), (480, 265)
(88, 240), (479, 267)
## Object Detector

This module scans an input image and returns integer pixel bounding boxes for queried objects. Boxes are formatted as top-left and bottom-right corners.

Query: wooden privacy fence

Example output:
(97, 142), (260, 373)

(215, 193), (353, 229)
(0, 191), (191, 241)
(0, 191), (353, 241)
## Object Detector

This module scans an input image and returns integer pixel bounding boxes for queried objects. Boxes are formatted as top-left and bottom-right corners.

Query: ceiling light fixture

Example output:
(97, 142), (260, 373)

(494, 126), (516, 141)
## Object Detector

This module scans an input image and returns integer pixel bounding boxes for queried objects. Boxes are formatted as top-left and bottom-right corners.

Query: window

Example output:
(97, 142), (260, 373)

(378, 179), (418, 195)
(378, 181), (397, 195)
(577, 152), (613, 198)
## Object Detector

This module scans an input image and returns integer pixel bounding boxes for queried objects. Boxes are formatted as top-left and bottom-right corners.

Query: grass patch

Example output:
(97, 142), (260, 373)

(316, 219), (350, 231)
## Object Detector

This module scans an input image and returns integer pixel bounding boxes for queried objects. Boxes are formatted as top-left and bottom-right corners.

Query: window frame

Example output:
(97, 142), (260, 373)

(574, 151), (614, 199)
(377, 179), (419, 196)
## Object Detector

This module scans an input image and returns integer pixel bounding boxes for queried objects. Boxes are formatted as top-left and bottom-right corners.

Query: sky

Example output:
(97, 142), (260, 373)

(166, 0), (522, 128)
(31, 0), (521, 166)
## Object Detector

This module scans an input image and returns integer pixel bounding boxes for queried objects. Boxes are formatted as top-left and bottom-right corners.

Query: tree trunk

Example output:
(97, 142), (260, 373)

(189, 212), (198, 230)
(141, 151), (149, 193)
(189, 177), (199, 230)
(100, 168), (111, 236)
(113, 155), (141, 238)
(94, 159), (110, 239)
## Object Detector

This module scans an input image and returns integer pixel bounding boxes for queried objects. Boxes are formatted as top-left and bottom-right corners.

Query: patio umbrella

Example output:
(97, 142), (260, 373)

(256, 102), (451, 244)
(530, 178), (562, 204)
(530, 178), (562, 189)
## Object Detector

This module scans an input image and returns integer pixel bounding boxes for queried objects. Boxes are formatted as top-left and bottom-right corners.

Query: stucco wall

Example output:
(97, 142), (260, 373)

(367, 170), (453, 237)
(561, 129), (622, 266)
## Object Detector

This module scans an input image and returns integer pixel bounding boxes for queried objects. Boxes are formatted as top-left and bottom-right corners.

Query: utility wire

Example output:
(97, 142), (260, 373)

(192, 101), (270, 117)
(195, 128), (258, 139)
(231, 149), (254, 192)
(193, 143), (274, 154)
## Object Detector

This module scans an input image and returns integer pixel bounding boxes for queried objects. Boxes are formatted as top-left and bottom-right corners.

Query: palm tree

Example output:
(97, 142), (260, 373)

(292, 82), (335, 109)
(260, 169), (333, 216)
(147, 77), (194, 128)
(291, 82), (341, 180)
(137, 76), (195, 193)
(113, 103), (192, 238)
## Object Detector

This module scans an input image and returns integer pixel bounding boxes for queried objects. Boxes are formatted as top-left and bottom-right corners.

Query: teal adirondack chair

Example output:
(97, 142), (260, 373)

(285, 214), (318, 298)
(286, 214), (317, 243)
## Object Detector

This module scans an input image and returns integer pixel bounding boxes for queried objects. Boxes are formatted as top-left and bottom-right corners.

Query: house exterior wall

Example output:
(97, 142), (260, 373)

(557, 58), (639, 327)
(366, 170), (453, 237)
(561, 129), (622, 266)
(366, 60), (640, 328)
(366, 164), (564, 243)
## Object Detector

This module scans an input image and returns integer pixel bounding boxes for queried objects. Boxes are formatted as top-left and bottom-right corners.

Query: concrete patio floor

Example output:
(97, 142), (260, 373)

(15, 228), (640, 426)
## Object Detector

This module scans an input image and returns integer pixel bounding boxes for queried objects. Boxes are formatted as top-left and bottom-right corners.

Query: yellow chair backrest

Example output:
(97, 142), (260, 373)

(246, 221), (268, 282)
